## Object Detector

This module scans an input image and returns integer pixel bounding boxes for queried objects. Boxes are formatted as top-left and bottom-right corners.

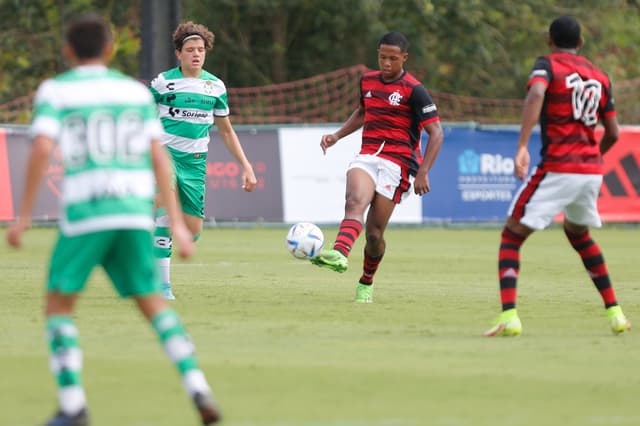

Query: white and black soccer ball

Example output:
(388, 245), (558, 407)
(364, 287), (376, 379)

(285, 222), (324, 259)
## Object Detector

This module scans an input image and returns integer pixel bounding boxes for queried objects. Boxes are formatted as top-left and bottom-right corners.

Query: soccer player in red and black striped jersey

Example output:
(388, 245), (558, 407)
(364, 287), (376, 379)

(484, 16), (631, 336)
(310, 31), (444, 303)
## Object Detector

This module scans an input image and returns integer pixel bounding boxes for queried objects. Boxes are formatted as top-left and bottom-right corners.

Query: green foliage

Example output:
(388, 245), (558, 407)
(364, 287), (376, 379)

(1, 0), (640, 104)
(0, 0), (141, 104)
(182, 0), (377, 86)
(179, 0), (640, 99)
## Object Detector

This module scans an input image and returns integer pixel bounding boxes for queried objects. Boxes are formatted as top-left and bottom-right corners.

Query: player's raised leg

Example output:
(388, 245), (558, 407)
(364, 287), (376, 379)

(311, 168), (373, 272)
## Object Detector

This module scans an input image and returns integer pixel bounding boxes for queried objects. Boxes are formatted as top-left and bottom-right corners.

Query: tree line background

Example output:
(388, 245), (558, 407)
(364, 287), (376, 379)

(1, 0), (640, 107)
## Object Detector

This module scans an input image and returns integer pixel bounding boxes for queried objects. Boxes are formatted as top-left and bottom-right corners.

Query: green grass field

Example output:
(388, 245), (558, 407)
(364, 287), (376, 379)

(1, 226), (639, 426)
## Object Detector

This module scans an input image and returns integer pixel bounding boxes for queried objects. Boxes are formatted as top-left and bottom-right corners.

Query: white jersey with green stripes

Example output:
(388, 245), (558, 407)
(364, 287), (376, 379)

(30, 65), (164, 236)
(149, 67), (229, 153)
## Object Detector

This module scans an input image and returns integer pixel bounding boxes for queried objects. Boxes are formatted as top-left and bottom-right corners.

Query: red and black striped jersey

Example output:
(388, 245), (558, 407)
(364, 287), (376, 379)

(359, 70), (440, 176)
(527, 52), (616, 174)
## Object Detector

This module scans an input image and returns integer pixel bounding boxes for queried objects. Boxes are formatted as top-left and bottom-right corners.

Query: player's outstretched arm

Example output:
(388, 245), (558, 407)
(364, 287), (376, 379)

(215, 115), (257, 192)
(320, 106), (365, 155)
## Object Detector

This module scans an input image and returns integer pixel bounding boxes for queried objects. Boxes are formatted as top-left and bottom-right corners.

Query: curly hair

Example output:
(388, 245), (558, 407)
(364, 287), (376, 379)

(173, 21), (215, 51)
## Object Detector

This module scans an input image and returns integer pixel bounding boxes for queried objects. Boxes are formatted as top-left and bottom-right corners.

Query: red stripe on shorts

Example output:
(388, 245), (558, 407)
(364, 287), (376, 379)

(511, 169), (547, 221)
(392, 167), (411, 204)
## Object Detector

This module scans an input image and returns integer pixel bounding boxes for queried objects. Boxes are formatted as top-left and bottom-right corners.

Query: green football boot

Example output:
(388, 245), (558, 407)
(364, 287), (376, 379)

(310, 249), (348, 273)
(607, 305), (631, 334)
(354, 283), (373, 303)
(483, 308), (522, 336)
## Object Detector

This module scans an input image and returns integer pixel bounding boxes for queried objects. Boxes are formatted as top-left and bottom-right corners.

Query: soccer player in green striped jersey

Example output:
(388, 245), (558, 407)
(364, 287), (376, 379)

(7, 13), (221, 426)
(149, 22), (257, 300)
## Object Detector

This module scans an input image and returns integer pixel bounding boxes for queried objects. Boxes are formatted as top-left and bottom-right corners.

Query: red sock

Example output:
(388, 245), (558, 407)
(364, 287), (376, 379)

(565, 229), (618, 308)
(333, 219), (363, 257)
(498, 227), (525, 311)
(359, 251), (384, 285)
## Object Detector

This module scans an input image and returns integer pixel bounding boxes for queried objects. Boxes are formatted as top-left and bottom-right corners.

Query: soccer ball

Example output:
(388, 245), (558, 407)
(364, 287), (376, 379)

(285, 222), (324, 259)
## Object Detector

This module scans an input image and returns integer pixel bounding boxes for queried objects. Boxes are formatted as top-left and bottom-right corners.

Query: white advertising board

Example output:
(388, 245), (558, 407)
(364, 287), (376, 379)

(278, 126), (422, 224)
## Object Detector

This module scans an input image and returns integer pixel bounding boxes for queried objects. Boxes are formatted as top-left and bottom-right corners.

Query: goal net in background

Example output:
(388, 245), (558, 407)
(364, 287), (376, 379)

(226, 64), (524, 125)
(227, 65), (368, 124)
(227, 65), (640, 125)
(1, 65), (639, 125)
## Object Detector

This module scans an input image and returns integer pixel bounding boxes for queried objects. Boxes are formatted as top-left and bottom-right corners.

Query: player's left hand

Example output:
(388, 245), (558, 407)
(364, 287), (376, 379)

(413, 173), (431, 196)
(241, 165), (257, 192)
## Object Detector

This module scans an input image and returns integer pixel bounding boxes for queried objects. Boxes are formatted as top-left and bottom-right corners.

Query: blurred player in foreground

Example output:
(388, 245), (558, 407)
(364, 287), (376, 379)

(484, 16), (631, 336)
(311, 31), (444, 303)
(6, 13), (221, 425)
(150, 21), (257, 300)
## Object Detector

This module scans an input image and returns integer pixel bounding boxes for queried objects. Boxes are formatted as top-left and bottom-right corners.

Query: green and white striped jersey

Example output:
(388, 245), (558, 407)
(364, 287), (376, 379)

(149, 67), (229, 153)
(30, 65), (164, 236)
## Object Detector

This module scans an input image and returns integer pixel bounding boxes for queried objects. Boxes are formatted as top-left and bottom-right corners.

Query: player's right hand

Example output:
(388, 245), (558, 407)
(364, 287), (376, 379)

(320, 134), (339, 155)
(6, 218), (30, 248)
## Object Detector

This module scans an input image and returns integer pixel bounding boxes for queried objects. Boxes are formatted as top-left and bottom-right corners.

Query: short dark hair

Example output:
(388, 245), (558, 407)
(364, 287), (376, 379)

(549, 16), (581, 48)
(378, 31), (409, 52)
(65, 13), (112, 59)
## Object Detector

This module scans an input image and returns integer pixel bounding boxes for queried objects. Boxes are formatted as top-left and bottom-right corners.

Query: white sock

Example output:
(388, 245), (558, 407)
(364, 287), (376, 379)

(157, 258), (171, 284)
(182, 369), (211, 396)
(59, 386), (86, 415)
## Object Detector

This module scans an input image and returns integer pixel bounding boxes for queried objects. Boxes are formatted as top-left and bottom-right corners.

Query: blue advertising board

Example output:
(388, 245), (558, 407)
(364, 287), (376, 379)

(422, 125), (541, 222)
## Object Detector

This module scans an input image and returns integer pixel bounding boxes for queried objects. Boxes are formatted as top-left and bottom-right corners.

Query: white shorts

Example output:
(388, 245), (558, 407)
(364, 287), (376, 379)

(347, 154), (412, 204)
(509, 168), (603, 230)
